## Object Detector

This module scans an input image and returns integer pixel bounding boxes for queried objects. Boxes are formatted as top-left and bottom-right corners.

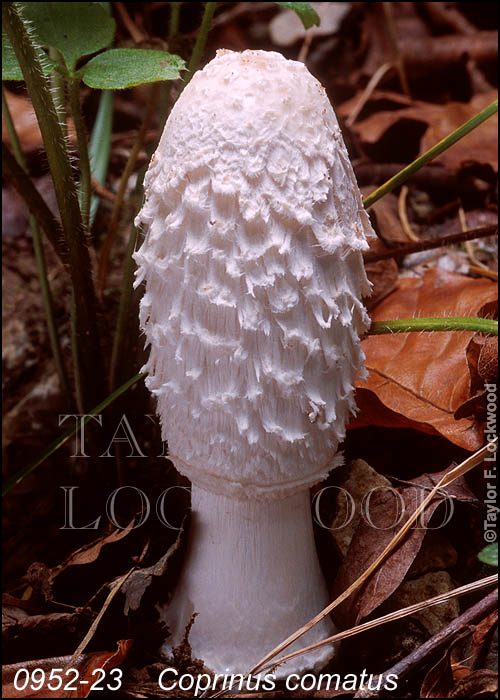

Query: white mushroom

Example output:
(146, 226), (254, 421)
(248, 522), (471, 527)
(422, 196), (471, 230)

(134, 49), (373, 675)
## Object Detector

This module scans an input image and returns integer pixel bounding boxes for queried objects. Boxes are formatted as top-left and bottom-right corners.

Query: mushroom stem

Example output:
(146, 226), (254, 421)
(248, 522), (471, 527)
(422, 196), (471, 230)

(162, 485), (335, 675)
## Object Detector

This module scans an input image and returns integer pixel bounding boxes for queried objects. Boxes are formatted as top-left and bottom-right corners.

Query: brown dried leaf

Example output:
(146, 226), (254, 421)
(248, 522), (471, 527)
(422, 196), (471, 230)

(1, 640), (132, 698)
(332, 466), (476, 627)
(58, 519), (135, 571)
(352, 268), (498, 450)
(121, 516), (187, 615)
(344, 90), (498, 171)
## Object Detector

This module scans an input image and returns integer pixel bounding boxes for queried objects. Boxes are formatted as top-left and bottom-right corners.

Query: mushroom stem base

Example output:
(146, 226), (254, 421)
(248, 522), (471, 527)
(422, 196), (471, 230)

(161, 485), (335, 675)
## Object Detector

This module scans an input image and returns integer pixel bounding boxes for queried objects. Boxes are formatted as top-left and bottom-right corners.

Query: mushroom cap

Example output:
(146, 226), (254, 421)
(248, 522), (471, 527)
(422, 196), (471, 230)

(135, 49), (373, 499)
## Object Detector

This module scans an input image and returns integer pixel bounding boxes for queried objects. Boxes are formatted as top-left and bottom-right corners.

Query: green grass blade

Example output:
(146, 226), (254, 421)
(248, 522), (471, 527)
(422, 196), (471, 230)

(89, 90), (113, 227)
(363, 100), (498, 209)
(2, 373), (145, 497)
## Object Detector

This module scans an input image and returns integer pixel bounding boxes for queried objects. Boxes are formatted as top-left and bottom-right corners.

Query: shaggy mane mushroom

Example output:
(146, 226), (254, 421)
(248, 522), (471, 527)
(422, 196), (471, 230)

(134, 49), (373, 675)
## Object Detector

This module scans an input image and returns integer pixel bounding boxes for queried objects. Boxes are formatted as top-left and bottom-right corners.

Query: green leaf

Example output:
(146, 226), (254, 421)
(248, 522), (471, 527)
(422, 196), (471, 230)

(81, 48), (186, 90)
(20, 2), (115, 72)
(275, 2), (321, 30)
(478, 543), (498, 568)
(2, 30), (53, 80)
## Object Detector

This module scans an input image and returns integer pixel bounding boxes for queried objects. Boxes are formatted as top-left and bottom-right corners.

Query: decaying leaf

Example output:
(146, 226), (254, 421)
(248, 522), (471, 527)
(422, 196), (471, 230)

(332, 465), (477, 627)
(340, 90), (498, 172)
(121, 516), (187, 615)
(352, 268), (498, 450)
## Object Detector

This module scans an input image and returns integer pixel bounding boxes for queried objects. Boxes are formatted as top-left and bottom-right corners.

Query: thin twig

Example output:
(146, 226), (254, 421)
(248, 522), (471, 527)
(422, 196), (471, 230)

(363, 224), (498, 263)
(346, 62), (394, 127)
(398, 185), (420, 242)
(115, 1), (145, 42)
(469, 264), (498, 280)
(354, 588), (498, 698)
(65, 568), (135, 669)
(459, 205), (497, 280)
(91, 176), (116, 201)
(297, 31), (314, 63)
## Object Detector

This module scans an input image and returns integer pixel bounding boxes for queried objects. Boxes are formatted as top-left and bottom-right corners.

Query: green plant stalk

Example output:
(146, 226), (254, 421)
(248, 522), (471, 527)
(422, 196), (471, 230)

(109, 225), (139, 391)
(363, 100), (499, 209)
(369, 317), (498, 336)
(69, 77), (92, 230)
(185, 2), (217, 82)
(169, 2), (182, 40)
(97, 84), (160, 297)
(2, 88), (71, 402)
(89, 90), (113, 226)
(2, 373), (145, 497)
(3, 2), (105, 412)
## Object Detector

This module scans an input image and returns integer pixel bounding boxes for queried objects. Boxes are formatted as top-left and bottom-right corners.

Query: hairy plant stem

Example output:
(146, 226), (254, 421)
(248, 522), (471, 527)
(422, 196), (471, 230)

(69, 77), (92, 231)
(3, 88), (71, 402)
(49, 47), (67, 136)
(97, 83), (160, 298)
(185, 2), (217, 83)
(3, 2), (105, 412)
(368, 317), (498, 336)
(363, 99), (498, 209)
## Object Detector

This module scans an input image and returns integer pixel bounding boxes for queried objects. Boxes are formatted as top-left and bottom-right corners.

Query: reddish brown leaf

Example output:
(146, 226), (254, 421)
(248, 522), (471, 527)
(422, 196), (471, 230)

(352, 268), (498, 450)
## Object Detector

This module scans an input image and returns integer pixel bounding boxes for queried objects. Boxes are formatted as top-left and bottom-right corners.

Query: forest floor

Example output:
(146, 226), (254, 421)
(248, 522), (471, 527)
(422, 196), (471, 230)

(2, 3), (498, 698)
